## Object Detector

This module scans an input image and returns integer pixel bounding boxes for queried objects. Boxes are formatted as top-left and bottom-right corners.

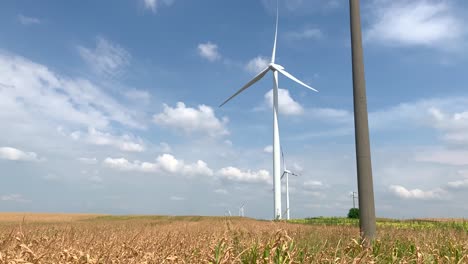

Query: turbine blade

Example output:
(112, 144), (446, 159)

(276, 68), (318, 92)
(271, 0), (279, 63)
(291, 172), (299, 177)
(219, 67), (270, 107)
(281, 171), (286, 180)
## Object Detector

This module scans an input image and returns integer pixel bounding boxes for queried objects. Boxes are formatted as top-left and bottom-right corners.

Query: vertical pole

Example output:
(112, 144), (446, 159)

(351, 191), (358, 209)
(349, 0), (376, 240)
(286, 173), (290, 220)
(273, 71), (282, 220)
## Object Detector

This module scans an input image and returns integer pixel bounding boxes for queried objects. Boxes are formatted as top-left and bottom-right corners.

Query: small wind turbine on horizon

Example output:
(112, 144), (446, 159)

(225, 209), (232, 217)
(239, 203), (245, 217)
(219, 0), (318, 220)
(281, 150), (299, 220)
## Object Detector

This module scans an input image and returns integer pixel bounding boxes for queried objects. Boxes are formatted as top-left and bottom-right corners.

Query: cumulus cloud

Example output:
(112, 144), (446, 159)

(263, 145), (273, 153)
(78, 37), (131, 77)
(264, 88), (304, 115)
(0, 194), (30, 203)
(154, 102), (229, 137)
(217, 166), (271, 184)
(447, 179), (468, 189)
(18, 14), (41, 25)
(426, 106), (468, 146)
(389, 185), (446, 200)
(143, 0), (174, 12)
(197, 42), (221, 62)
(365, 0), (465, 50)
(0, 147), (39, 161)
(245, 56), (269, 74)
(0, 52), (142, 130)
(103, 154), (213, 177)
(71, 127), (145, 152)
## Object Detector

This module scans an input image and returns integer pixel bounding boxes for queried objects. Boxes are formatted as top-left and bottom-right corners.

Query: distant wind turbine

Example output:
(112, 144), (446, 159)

(239, 203), (245, 217)
(281, 150), (299, 220)
(219, 0), (318, 220)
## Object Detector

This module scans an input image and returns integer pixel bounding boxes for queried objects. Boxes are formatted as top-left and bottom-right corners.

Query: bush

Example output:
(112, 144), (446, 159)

(347, 208), (359, 219)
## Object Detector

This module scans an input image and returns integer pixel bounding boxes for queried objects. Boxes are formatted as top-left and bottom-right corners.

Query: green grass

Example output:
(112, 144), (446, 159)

(289, 217), (468, 232)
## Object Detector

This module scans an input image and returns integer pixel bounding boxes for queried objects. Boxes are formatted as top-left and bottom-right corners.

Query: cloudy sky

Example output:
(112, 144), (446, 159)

(1, 0), (468, 219)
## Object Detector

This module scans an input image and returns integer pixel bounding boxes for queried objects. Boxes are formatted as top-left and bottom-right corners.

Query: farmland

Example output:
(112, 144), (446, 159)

(0, 213), (466, 263)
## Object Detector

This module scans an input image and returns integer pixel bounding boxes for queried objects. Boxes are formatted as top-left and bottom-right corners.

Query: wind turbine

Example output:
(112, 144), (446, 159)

(281, 150), (299, 220)
(239, 203), (245, 217)
(225, 209), (232, 217)
(219, 1), (318, 220)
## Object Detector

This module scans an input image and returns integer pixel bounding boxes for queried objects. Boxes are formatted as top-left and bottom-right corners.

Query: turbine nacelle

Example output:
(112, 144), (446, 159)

(269, 63), (284, 71)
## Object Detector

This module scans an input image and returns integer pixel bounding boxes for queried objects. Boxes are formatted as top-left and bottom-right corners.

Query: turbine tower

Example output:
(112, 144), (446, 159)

(239, 203), (245, 217)
(281, 150), (299, 220)
(219, 1), (318, 220)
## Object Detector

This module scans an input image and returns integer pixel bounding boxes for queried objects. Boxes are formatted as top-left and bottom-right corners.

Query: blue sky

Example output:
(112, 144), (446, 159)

(1, 0), (468, 219)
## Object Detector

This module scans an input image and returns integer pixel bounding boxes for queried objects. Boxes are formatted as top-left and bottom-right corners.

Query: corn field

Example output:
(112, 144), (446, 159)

(0, 214), (466, 263)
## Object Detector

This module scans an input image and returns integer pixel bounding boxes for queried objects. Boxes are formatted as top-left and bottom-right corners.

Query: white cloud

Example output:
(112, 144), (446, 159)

(447, 179), (468, 189)
(123, 89), (151, 102)
(18, 14), (41, 25)
(0, 194), (30, 203)
(287, 27), (322, 40)
(197, 42), (221, 62)
(214, 188), (228, 195)
(0, 147), (38, 161)
(71, 127), (145, 152)
(303, 180), (324, 190)
(261, 0), (340, 13)
(263, 145), (273, 153)
(292, 162), (303, 172)
(415, 149), (468, 166)
(426, 106), (468, 146)
(77, 157), (98, 164)
(78, 37), (131, 77)
(0, 52), (142, 130)
(365, 0), (465, 50)
(103, 154), (213, 177)
(389, 185), (446, 200)
(264, 88), (304, 115)
(170, 196), (185, 201)
(245, 56), (269, 74)
(154, 102), (229, 137)
(143, 0), (174, 12)
(217, 166), (271, 184)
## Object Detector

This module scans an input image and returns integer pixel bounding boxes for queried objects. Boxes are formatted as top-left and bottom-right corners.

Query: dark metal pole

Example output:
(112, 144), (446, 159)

(349, 0), (376, 240)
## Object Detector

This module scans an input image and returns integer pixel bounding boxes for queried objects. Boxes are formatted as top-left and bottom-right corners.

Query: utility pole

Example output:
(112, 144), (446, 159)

(351, 191), (358, 209)
(349, 0), (376, 240)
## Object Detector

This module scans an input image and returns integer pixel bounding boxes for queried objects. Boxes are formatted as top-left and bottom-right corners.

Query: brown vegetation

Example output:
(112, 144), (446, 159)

(0, 214), (466, 263)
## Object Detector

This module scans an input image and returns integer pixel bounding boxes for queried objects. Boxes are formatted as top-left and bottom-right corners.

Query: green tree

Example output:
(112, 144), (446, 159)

(347, 208), (359, 219)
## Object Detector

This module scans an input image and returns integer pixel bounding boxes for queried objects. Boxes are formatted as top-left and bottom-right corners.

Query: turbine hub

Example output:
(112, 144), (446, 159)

(269, 63), (285, 71)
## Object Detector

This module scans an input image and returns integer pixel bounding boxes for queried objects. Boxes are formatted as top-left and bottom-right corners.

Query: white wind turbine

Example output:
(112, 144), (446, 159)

(281, 150), (299, 220)
(239, 203), (245, 217)
(219, 1), (318, 219)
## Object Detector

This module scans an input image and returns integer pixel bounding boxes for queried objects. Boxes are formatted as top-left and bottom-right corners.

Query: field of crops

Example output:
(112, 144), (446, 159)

(0, 213), (466, 263)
